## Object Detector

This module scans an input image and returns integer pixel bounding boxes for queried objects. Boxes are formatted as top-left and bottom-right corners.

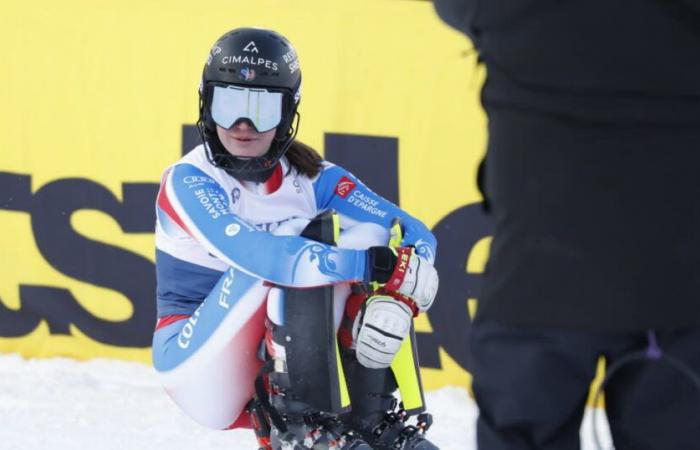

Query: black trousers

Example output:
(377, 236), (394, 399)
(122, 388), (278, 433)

(469, 320), (700, 450)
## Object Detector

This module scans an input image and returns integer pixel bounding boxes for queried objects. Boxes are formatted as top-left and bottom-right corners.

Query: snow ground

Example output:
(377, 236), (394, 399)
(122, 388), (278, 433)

(0, 354), (611, 449)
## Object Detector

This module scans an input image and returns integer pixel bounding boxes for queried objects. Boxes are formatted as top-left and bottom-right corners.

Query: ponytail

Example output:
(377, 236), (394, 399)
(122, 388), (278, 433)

(285, 140), (323, 178)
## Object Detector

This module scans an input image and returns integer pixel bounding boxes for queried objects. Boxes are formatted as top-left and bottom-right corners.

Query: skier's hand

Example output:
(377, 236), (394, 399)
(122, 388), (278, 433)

(352, 295), (413, 369)
(366, 246), (439, 313)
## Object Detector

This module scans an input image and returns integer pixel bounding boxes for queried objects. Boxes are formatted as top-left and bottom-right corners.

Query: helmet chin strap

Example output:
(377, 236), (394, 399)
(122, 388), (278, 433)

(226, 158), (278, 183)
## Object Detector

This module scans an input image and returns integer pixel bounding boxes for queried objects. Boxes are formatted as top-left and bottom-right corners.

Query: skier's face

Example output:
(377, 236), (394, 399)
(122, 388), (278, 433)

(216, 122), (275, 158)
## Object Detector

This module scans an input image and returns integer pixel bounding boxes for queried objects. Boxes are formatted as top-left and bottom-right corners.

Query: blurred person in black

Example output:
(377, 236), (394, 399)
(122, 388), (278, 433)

(434, 1), (700, 449)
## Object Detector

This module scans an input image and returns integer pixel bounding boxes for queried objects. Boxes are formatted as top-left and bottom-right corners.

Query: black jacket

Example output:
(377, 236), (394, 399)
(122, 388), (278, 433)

(435, 0), (700, 331)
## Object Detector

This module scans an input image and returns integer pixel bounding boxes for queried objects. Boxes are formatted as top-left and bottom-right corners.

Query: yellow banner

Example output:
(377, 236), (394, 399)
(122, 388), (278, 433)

(0, 0), (487, 390)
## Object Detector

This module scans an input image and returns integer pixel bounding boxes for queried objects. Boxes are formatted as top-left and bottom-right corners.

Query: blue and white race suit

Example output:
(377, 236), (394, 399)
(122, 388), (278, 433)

(152, 144), (436, 429)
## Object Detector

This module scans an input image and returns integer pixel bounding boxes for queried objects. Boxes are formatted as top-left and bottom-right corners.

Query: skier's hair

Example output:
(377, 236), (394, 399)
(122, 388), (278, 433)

(286, 140), (323, 178)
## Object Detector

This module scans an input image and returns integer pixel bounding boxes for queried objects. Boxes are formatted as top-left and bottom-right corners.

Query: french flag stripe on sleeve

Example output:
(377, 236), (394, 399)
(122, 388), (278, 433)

(158, 168), (193, 236)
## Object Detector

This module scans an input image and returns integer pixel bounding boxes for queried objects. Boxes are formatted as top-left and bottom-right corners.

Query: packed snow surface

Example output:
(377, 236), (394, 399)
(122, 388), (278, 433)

(0, 354), (611, 449)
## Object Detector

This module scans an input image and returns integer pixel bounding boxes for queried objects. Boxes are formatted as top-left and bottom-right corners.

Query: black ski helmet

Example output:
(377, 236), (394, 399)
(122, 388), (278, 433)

(198, 27), (302, 182)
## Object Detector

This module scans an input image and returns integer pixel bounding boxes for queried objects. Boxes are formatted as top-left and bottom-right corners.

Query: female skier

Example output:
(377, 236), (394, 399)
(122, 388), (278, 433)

(152, 27), (439, 450)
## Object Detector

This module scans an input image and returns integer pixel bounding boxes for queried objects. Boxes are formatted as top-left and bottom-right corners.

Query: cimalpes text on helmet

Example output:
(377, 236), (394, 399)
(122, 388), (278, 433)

(220, 55), (279, 72)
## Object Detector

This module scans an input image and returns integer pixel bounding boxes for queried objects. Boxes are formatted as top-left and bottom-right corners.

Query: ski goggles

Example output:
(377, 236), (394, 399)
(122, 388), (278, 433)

(210, 84), (284, 132)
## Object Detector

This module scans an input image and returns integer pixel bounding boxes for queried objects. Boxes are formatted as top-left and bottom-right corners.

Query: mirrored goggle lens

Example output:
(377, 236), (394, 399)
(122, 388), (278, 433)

(211, 85), (283, 132)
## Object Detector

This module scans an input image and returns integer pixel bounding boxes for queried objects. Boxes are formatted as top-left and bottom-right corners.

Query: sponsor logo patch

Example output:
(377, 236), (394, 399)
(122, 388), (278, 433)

(231, 187), (241, 204)
(239, 67), (256, 81)
(334, 177), (356, 198)
(225, 223), (241, 236)
(243, 41), (259, 53)
(348, 190), (388, 218)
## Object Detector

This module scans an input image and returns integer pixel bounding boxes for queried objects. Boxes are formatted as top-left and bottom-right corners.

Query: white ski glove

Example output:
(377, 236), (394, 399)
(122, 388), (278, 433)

(352, 295), (414, 369)
(367, 246), (439, 312)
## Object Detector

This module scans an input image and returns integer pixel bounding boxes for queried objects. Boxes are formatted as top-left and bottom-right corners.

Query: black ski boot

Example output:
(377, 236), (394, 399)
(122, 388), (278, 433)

(267, 396), (372, 450)
(355, 403), (437, 450)
(250, 364), (372, 450)
(341, 351), (440, 450)
(257, 323), (372, 449)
